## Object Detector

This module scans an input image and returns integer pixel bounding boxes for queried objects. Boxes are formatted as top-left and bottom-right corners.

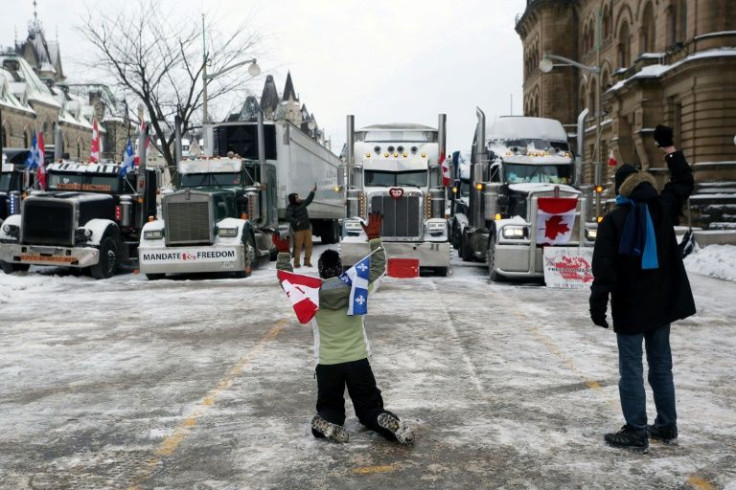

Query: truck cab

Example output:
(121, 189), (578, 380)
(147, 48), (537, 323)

(342, 116), (450, 275)
(138, 156), (278, 279)
(450, 111), (597, 281)
(0, 162), (158, 278)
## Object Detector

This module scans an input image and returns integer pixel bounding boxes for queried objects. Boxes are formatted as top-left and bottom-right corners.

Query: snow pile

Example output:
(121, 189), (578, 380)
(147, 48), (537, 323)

(684, 244), (736, 282)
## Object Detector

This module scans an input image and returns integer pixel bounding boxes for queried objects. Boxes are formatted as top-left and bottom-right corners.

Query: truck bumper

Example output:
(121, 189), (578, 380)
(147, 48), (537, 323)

(138, 244), (245, 275)
(493, 244), (546, 278)
(0, 243), (99, 268)
(340, 240), (450, 268)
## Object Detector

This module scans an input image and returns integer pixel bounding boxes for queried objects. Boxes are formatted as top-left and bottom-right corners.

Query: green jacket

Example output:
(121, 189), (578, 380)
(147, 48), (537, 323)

(277, 238), (386, 365)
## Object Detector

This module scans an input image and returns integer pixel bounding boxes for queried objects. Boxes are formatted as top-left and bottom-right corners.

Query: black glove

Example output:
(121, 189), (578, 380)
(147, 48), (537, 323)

(653, 125), (674, 148)
(589, 291), (609, 329)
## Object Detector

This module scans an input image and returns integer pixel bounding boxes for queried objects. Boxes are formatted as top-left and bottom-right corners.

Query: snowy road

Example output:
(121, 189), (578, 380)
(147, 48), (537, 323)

(0, 244), (735, 489)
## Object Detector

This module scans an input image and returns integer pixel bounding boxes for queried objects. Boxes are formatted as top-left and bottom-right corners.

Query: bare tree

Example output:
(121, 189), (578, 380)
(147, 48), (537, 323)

(78, 0), (260, 174)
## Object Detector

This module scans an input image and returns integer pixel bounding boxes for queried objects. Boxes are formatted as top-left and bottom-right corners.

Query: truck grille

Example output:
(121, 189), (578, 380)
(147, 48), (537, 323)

(165, 200), (212, 245)
(370, 194), (421, 238)
(22, 201), (74, 246)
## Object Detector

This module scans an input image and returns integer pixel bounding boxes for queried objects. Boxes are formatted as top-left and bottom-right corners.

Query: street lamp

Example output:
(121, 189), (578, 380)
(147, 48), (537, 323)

(540, 52), (603, 219)
(202, 57), (260, 125)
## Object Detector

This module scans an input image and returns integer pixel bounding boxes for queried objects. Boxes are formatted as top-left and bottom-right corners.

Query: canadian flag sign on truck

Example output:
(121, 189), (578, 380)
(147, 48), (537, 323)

(536, 197), (578, 245)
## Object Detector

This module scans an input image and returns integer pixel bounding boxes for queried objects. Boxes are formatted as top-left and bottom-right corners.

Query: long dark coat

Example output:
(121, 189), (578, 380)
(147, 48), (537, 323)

(590, 151), (696, 334)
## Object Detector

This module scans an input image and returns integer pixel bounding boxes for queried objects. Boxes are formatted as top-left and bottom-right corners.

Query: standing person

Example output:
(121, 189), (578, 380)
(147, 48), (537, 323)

(589, 124), (696, 451)
(286, 183), (317, 268)
(274, 213), (415, 445)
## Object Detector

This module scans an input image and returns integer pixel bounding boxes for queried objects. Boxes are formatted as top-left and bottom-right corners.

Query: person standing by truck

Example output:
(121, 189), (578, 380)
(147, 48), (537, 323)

(589, 124), (695, 451)
(274, 213), (415, 445)
(286, 183), (317, 268)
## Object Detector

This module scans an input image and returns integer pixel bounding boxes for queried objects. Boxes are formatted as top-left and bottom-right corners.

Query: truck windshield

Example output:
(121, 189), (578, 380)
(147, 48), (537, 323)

(365, 170), (427, 188)
(47, 173), (120, 193)
(505, 164), (571, 185)
(179, 173), (242, 187)
(358, 131), (437, 143)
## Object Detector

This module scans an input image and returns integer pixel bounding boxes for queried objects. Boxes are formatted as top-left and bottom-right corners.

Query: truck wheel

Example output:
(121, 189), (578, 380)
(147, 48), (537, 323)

(146, 273), (165, 280)
(321, 220), (339, 244)
(236, 235), (256, 278)
(487, 235), (502, 282)
(91, 237), (119, 279)
(435, 266), (449, 277)
(460, 230), (473, 262)
(1, 261), (30, 274)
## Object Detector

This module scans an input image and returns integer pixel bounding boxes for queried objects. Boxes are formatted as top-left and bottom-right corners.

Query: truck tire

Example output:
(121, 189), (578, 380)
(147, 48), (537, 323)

(321, 220), (340, 244)
(235, 234), (256, 278)
(146, 273), (165, 280)
(487, 234), (503, 282)
(90, 237), (119, 279)
(1, 261), (30, 274)
(460, 229), (474, 262)
(435, 266), (449, 277)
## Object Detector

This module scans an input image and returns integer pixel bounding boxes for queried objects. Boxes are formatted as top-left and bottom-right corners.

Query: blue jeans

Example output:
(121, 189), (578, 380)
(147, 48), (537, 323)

(616, 324), (677, 430)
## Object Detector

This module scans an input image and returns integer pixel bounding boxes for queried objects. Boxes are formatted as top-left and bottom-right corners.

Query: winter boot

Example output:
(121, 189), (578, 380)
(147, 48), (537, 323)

(648, 424), (678, 445)
(377, 413), (415, 445)
(311, 415), (349, 443)
(604, 425), (649, 452)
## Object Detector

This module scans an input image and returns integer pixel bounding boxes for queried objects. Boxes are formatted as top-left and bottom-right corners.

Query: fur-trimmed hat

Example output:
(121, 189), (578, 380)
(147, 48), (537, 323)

(288, 193), (299, 205)
(615, 164), (657, 197)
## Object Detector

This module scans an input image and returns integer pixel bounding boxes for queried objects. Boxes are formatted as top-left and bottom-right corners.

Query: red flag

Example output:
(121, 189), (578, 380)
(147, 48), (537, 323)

(90, 119), (100, 163)
(277, 270), (322, 324)
(607, 149), (618, 167)
(36, 131), (46, 190)
(440, 151), (451, 187)
(536, 197), (578, 245)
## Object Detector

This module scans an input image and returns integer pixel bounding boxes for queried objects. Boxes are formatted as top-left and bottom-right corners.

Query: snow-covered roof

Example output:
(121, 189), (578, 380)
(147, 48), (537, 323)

(179, 158), (243, 174)
(0, 68), (35, 114)
(0, 55), (60, 108)
(608, 47), (736, 93)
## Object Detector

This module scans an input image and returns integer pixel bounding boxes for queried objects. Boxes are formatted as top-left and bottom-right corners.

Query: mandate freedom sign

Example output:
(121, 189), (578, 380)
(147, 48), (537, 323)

(140, 248), (237, 264)
(542, 247), (594, 289)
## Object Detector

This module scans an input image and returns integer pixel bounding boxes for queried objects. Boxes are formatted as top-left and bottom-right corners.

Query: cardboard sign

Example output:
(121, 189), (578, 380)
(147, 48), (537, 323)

(543, 247), (594, 289)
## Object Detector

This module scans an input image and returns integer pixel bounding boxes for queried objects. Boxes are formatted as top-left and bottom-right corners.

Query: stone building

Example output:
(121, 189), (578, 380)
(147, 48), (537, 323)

(1, 12), (132, 163)
(516, 0), (736, 226)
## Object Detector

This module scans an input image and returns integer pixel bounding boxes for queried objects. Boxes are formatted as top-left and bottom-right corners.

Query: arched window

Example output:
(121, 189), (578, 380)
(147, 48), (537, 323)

(77, 141), (81, 159)
(640, 2), (656, 53)
(23, 131), (30, 148)
(1, 126), (7, 147)
(589, 78), (598, 118)
(579, 81), (589, 111)
(618, 21), (631, 68)
(602, 4), (612, 39)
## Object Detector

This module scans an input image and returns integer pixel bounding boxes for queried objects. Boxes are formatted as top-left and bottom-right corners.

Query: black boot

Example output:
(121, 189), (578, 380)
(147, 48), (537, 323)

(604, 425), (649, 451)
(648, 424), (678, 444)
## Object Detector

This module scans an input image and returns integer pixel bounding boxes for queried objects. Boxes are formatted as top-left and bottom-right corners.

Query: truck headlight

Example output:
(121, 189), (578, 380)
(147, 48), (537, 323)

(502, 226), (527, 239)
(427, 221), (446, 234)
(3, 223), (19, 238)
(75, 228), (93, 243)
(217, 227), (238, 238)
(144, 229), (164, 240)
(585, 228), (597, 241)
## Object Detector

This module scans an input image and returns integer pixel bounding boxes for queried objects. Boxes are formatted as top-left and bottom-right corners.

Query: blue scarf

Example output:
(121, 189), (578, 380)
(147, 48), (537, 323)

(615, 195), (659, 269)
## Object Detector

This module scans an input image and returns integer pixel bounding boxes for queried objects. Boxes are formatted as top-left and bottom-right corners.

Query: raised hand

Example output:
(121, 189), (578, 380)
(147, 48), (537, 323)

(361, 213), (383, 240)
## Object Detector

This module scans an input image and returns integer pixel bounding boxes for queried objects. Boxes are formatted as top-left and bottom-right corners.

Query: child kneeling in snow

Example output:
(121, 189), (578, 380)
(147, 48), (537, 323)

(274, 213), (414, 445)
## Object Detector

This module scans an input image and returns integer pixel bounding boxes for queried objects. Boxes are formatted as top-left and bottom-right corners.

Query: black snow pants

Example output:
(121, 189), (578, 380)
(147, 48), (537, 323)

(313, 358), (397, 440)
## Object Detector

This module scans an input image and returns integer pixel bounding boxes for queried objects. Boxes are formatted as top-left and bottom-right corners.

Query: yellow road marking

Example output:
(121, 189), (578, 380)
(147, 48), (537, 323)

(353, 463), (400, 475)
(127, 320), (288, 489)
(688, 476), (716, 490)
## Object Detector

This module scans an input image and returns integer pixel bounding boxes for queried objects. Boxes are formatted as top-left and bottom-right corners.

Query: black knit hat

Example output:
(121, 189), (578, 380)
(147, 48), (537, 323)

(614, 164), (639, 195)
(288, 193), (299, 205)
(318, 249), (342, 279)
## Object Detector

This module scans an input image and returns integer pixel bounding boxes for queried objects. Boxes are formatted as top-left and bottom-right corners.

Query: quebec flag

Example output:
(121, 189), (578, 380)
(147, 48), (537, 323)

(339, 253), (371, 316)
(119, 138), (135, 176)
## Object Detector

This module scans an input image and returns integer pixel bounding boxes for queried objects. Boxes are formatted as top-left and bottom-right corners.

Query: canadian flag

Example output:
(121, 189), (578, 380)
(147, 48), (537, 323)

(36, 131), (46, 190)
(277, 270), (323, 324)
(607, 149), (618, 167)
(536, 197), (578, 245)
(90, 119), (100, 163)
(440, 151), (451, 187)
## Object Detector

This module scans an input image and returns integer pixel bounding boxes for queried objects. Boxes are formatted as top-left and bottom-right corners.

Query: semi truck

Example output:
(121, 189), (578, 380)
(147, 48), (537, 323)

(449, 110), (596, 281)
(138, 115), (344, 279)
(342, 115), (450, 275)
(0, 162), (158, 277)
